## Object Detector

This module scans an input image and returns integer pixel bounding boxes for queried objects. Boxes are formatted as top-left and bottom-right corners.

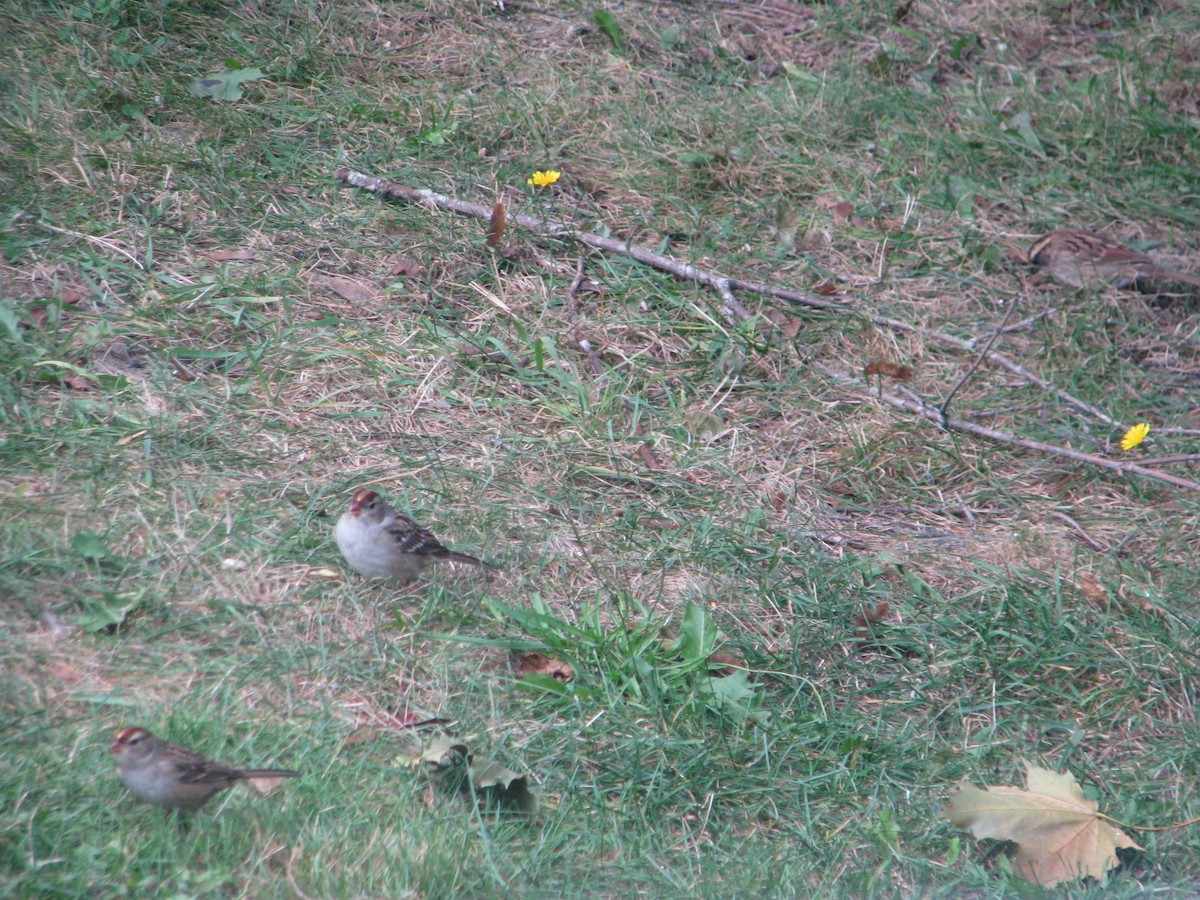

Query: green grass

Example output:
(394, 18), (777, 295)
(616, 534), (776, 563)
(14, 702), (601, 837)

(2, 0), (1199, 896)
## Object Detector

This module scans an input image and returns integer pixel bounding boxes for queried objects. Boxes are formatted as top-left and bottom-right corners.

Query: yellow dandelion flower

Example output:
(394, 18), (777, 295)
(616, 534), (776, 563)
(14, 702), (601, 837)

(1120, 422), (1150, 451)
(527, 170), (561, 187)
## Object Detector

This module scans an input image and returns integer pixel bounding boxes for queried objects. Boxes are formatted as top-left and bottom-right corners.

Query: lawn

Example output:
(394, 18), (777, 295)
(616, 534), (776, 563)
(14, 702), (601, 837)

(2, 0), (1198, 896)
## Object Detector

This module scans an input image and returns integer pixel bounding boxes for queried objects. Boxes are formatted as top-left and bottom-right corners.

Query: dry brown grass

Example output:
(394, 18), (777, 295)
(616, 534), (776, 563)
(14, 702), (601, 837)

(2, 0), (1198, 894)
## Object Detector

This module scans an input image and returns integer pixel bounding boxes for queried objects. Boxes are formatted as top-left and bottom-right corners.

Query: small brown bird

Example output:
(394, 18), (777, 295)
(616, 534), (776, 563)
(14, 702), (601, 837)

(109, 726), (298, 811)
(1029, 229), (1200, 290)
(335, 488), (496, 583)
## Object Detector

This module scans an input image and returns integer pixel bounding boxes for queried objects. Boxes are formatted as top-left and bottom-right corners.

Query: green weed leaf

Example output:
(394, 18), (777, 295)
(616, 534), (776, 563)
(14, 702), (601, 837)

(1007, 111), (1046, 157)
(78, 589), (146, 633)
(468, 756), (538, 813)
(702, 670), (764, 721)
(677, 601), (719, 663)
(72, 530), (113, 563)
(188, 67), (263, 102)
(398, 737), (537, 814)
(594, 10), (624, 52)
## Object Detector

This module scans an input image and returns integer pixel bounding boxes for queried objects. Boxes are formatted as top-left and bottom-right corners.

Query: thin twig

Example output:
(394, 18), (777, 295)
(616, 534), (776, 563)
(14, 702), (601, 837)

(572, 331), (605, 379)
(1000, 309), (1057, 333)
(812, 361), (1200, 492)
(38, 221), (145, 270)
(623, 397), (661, 470)
(1047, 510), (1109, 552)
(1135, 454), (1200, 466)
(862, 311), (1117, 426)
(940, 297), (1020, 424)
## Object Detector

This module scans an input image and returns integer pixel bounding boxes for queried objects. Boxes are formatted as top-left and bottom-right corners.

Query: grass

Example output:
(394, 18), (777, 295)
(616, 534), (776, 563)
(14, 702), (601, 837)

(2, 0), (1199, 895)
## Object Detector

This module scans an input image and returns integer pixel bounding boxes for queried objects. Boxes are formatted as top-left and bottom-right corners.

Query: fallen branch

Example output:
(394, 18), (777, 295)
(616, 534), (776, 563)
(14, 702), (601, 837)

(813, 362), (1200, 493)
(335, 168), (1130, 431)
(333, 167), (1199, 492)
(336, 167), (776, 322)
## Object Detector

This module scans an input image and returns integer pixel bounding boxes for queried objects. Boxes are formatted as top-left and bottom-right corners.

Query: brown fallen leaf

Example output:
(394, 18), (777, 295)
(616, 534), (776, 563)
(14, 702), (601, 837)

(1078, 572), (1107, 608)
(244, 775), (293, 797)
(51, 663), (86, 685)
(762, 308), (803, 338)
(816, 194), (855, 225)
(307, 272), (380, 305)
(854, 602), (890, 652)
(854, 602), (890, 633)
(639, 518), (679, 530)
(58, 289), (86, 304)
(865, 359), (913, 381)
(204, 249), (257, 262)
(486, 201), (506, 249)
(1115, 583), (1166, 618)
(390, 257), (423, 277)
(943, 761), (1141, 887)
(515, 652), (573, 682)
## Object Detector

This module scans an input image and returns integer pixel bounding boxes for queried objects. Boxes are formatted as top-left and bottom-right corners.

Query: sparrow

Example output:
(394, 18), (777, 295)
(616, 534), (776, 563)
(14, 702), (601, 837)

(335, 488), (496, 583)
(109, 726), (298, 811)
(1028, 229), (1200, 290)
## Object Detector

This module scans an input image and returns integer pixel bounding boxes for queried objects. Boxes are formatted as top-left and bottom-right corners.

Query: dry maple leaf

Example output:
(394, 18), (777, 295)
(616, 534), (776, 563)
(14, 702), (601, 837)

(943, 761), (1141, 887)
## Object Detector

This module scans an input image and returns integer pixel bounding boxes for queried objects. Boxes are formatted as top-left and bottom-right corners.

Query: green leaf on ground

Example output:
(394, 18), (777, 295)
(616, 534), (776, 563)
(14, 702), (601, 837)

(188, 67), (263, 101)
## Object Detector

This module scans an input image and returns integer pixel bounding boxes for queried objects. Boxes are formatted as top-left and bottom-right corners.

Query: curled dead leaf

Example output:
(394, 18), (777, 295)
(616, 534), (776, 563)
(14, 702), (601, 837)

(1078, 573), (1107, 608)
(486, 201), (507, 249)
(854, 602), (890, 634)
(515, 652), (574, 682)
(854, 602), (891, 652)
(865, 359), (913, 381)
(390, 257), (423, 277)
(307, 272), (380, 306)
